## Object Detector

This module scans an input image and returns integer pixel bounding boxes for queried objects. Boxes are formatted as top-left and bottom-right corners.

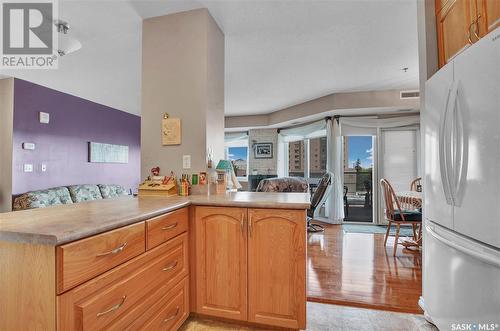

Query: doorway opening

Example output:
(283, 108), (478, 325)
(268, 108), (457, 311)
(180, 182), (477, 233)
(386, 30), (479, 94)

(343, 136), (374, 223)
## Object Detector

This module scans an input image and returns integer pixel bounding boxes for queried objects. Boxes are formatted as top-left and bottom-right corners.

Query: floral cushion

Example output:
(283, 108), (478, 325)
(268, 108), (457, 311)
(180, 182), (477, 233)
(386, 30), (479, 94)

(98, 184), (128, 199)
(256, 177), (309, 193)
(13, 187), (73, 211)
(68, 185), (103, 203)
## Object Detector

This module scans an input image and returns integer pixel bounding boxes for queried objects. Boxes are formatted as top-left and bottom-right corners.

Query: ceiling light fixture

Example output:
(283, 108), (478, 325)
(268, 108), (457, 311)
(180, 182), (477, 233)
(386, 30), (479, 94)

(55, 20), (82, 56)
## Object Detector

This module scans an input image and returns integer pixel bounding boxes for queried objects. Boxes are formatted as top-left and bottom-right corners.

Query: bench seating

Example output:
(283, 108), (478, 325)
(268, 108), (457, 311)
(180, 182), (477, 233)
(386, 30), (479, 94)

(13, 184), (128, 211)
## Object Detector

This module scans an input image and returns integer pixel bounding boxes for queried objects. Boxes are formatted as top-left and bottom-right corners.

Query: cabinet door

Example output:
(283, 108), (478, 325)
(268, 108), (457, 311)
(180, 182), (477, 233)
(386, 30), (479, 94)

(247, 209), (306, 330)
(477, 0), (500, 36)
(437, 0), (476, 67)
(195, 206), (247, 321)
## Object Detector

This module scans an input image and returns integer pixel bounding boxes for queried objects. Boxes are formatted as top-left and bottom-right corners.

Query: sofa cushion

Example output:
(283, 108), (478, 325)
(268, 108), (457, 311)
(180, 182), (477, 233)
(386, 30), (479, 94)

(13, 187), (73, 211)
(68, 185), (103, 203)
(98, 184), (128, 199)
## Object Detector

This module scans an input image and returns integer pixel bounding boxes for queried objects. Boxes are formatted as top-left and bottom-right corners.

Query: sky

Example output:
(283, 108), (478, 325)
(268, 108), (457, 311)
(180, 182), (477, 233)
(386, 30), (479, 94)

(347, 136), (373, 169)
(228, 147), (248, 161)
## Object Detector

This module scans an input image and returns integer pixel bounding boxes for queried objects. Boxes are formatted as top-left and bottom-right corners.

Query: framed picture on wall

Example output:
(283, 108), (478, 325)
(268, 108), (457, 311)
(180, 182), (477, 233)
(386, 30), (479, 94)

(254, 143), (273, 159)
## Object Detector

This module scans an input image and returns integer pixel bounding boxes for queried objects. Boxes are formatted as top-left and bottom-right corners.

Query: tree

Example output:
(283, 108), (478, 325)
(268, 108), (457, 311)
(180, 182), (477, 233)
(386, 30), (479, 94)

(354, 158), (362, 172)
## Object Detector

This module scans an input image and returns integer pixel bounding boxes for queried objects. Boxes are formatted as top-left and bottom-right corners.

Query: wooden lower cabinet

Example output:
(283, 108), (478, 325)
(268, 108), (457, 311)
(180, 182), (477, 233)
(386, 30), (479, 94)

(248, 209), (306, 330)
(0, 205), (307, 330)
(58, 232), (189, 330)
(194, 206), (248, 321)
(193, 206), (306, 330)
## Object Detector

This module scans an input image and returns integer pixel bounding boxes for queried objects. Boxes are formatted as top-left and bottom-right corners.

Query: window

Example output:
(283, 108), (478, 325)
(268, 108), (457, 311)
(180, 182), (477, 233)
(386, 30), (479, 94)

(309, 136), (327, 178)
(288, 140), (304, 177)
(225, 138), (249, 178)
(286, 136), (326, 180)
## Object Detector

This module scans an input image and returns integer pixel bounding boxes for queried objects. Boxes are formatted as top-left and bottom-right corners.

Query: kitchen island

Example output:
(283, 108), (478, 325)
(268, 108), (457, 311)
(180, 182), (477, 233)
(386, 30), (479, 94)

(0, 192), (310, 330)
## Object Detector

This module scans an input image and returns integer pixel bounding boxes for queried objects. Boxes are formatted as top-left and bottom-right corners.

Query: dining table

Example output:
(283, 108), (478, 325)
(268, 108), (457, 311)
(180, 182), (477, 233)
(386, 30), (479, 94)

(396, 190), (423, 208)
(396, 190), (423, 248)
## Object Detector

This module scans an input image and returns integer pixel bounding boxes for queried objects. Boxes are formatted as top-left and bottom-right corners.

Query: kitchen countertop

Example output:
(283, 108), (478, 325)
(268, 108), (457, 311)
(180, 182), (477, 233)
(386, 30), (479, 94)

(0, 192), (310, 245)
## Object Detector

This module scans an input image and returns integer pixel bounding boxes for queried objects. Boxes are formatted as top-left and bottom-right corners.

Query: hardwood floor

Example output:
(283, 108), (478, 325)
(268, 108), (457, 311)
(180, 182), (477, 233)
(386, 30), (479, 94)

(307, 224), (422, 314)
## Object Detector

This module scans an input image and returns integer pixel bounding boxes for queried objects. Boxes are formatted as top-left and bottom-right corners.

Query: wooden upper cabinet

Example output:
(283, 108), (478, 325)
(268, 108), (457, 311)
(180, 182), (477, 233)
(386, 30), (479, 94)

(436, 0), (476, 67)
(247, 209), (306, 330)
(436, 0), (499, 68)
(477, 0), (500, 36)
(194, 206), (247, 321)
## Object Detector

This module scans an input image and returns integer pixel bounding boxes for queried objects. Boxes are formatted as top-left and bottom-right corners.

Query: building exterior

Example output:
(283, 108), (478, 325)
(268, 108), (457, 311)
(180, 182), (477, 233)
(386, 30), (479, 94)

(288, 141), (304, 176)
(288, 137), (327, 177)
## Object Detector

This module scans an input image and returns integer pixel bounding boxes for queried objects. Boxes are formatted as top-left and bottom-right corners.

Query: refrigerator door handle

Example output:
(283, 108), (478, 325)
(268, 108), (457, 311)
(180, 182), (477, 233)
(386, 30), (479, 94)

(451, 82), (468, 207)
(439, 84), (454, 205)
(426, 223), (500, 268)
(447, 81), (459, 205)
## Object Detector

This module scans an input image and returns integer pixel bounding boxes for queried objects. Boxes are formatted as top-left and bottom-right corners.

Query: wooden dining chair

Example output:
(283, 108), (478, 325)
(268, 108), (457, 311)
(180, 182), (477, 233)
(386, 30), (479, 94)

(380, 179), (422, 255)
(410, 177), (422, 192)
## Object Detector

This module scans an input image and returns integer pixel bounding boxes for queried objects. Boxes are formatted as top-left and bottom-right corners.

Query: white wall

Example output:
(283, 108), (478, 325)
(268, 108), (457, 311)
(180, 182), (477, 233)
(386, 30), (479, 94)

(141, 9), (224, 179)
(248, 129), (278, 175)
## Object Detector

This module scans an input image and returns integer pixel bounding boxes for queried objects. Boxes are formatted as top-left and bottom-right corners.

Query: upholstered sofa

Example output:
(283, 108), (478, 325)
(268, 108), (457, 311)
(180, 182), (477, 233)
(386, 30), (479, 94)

(13, 184), (129, 211)
(256, 177), (309, 193)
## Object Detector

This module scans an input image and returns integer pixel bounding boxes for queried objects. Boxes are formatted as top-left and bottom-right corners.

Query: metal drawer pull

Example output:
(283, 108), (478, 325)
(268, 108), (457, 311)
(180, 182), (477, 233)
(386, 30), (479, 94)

(96, 295), (127, 317)
(163, 307), (180, 323)
(161, 222), (178, 230)
(96, 242), (127, 257)
(162, 261), (178, 272)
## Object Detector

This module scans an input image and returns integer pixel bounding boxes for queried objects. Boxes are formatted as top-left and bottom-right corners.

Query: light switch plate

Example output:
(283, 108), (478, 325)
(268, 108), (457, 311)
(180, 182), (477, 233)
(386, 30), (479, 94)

(22, 142), (36, 150)
(39, 112), (50, 124)
(24, 164), (33, 172)
(41, 164), (47, 172)
(182, 155), (191, 169)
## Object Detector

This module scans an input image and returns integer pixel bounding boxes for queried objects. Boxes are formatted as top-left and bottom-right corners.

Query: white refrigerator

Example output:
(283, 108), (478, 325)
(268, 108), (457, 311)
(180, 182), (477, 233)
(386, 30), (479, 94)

(423, 27), (500, 330)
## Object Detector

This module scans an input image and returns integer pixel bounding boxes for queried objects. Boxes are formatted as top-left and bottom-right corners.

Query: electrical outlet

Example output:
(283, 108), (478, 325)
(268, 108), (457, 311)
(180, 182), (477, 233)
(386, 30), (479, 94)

(182, 155), (191, 169)
(39, 112), (50, 124)
(22, 142), (36, 150)
(23, 164), (33, 172)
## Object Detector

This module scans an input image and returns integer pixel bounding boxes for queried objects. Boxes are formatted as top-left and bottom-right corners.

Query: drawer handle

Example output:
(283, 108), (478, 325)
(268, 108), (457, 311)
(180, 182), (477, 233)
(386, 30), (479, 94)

(162, 261), (178, 272)
(163, 306), (180, 323)
(96, 242), (127, 257)
(96, 295), (127, 317)
(161, 222), (178, 231)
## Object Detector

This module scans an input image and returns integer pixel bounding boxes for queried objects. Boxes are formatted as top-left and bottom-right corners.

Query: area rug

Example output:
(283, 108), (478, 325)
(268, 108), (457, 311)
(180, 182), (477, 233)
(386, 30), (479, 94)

(342, 224), (415, 237)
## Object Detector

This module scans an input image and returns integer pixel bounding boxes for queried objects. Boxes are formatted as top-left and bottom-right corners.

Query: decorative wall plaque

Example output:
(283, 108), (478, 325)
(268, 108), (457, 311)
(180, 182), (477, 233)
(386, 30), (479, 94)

(162, 114), (181, 145)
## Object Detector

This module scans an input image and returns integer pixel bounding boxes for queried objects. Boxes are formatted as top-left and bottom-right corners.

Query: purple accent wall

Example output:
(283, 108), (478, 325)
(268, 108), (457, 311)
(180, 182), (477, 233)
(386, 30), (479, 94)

(12, 79), (140, 195)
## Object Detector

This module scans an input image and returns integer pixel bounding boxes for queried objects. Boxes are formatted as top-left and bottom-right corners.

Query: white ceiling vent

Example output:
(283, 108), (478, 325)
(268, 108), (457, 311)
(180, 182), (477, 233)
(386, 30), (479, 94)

(400, 90), (420, 99)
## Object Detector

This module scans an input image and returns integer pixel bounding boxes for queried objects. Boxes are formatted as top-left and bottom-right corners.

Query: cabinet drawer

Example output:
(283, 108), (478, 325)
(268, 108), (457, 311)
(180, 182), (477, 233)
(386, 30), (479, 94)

(124, 276), (189, 331)
(147, 208), (188, 250)
(57, 223), (146, 293)
(58, 233), (188, 331)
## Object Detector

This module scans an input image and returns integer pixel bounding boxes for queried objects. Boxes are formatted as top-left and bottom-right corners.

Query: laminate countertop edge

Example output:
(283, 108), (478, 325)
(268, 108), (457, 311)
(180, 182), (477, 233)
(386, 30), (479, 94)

(0, 192), (310, 245)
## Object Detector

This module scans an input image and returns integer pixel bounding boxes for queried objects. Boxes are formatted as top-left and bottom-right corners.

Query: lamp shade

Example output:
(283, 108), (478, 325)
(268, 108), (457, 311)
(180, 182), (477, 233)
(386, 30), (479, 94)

(216, 160), (233, 171)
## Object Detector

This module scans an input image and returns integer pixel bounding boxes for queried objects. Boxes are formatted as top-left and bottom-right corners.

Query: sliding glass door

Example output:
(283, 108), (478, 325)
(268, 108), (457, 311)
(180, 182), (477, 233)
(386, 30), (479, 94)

(343, 136), (375, 223)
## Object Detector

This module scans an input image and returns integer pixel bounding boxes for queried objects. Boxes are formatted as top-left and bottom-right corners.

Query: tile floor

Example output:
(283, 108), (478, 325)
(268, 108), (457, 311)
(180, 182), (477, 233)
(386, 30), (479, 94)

(180, 302), (438, 331)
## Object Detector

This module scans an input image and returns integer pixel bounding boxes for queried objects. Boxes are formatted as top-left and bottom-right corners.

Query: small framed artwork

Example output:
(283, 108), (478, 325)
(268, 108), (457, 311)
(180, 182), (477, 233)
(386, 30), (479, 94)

(254, 143), (273, 159)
